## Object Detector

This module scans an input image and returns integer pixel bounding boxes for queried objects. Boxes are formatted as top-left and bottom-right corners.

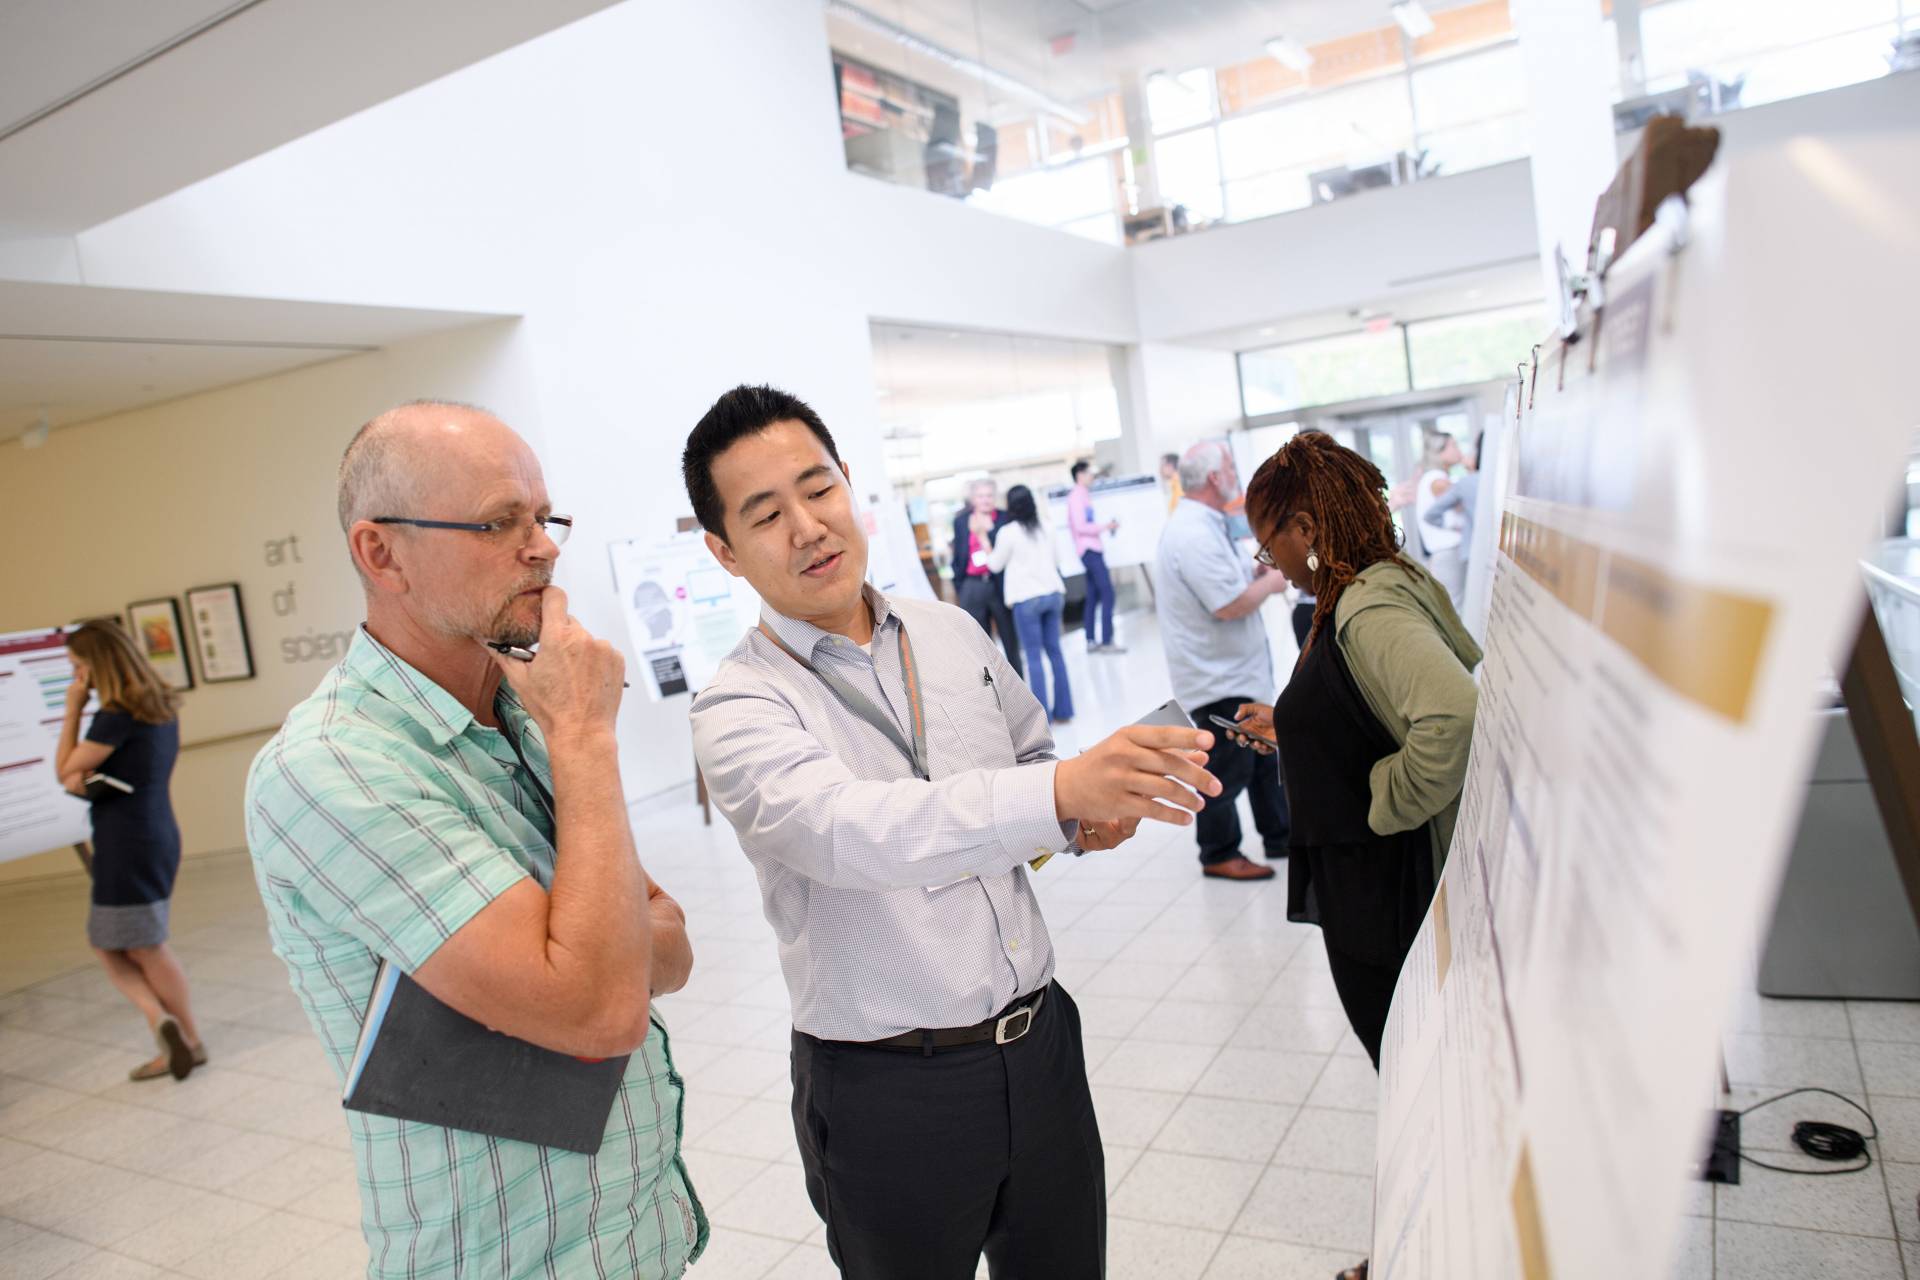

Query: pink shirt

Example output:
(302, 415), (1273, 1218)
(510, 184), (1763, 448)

(1066, 484), (1104, 556)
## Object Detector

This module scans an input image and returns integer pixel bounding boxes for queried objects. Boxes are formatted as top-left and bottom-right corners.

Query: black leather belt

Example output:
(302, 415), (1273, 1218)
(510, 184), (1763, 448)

(858, 988), (1047, 1054)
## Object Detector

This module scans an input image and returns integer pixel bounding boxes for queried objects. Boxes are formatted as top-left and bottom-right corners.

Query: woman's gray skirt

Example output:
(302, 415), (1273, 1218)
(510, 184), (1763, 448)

(87, 899), (170, 950)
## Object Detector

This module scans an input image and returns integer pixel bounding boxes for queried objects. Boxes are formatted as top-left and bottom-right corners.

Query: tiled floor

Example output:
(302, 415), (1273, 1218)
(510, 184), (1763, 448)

(2, 612), (1918, 1278)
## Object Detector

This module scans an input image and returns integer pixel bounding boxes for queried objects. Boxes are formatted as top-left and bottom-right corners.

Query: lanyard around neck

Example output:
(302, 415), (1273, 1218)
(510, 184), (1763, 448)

(758, 615), (930, 782)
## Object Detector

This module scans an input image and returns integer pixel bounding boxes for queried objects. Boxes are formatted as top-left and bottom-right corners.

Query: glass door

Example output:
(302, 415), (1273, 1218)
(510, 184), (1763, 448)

(1326, 399), (1477, 549)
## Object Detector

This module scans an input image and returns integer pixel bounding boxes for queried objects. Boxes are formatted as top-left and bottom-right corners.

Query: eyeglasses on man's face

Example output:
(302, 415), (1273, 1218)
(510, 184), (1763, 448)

(372, 512), (573, 548)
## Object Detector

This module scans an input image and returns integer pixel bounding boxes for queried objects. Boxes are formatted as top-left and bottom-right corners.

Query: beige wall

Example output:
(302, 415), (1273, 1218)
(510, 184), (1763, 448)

(0, 319), (538, 883)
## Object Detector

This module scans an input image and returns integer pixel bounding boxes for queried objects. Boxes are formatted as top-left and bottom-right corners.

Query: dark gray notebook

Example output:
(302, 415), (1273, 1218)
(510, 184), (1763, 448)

(342, 959), (629, 1155)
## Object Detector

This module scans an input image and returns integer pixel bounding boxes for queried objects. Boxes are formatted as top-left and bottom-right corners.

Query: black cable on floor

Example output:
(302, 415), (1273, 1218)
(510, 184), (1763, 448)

(1735, 1087), (1875, 1175)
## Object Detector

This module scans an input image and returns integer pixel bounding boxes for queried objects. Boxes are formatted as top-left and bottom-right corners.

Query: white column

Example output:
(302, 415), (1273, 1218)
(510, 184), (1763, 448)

(1118, 70), (1159, 212)
(1509, 0), (1620, 305)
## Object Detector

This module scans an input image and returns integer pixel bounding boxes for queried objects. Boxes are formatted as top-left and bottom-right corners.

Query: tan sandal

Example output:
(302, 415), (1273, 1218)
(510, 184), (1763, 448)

(128, 1054), (172, 1081)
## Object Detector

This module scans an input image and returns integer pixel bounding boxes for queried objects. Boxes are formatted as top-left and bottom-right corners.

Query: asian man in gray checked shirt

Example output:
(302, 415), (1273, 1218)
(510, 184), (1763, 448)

(684, 385), (1222, 1280)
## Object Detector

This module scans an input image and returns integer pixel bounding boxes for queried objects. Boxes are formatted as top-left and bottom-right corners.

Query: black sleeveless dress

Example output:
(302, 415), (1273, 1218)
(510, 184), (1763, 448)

(84, 709), (182, 949)
(1272, 621), (1438, 1067)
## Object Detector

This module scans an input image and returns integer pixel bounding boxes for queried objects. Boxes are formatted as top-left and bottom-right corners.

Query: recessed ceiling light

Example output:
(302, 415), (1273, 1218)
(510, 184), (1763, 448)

(1391, 2), (1437, 39)
(1259, 326), (1277, 337)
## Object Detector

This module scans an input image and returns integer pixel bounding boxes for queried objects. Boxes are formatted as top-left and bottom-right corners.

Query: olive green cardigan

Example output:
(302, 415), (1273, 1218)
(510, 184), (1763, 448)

(1329, 558), (1483, 875)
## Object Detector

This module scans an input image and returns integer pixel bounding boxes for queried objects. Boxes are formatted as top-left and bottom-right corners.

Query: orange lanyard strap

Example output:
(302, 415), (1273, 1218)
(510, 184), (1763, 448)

(758, 618), (929, 782)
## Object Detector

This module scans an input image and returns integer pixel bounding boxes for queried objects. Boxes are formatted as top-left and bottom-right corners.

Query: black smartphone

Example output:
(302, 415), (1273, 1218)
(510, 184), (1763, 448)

(1208, 713), (1277, 750)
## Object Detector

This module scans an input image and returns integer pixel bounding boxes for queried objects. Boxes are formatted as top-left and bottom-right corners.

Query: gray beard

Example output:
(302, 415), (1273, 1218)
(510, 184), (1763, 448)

(492, 612), (542, 649)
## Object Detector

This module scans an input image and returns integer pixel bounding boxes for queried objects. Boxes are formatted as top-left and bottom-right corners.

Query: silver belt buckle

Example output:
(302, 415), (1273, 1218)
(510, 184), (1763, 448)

(994, 992), (1042, 1045)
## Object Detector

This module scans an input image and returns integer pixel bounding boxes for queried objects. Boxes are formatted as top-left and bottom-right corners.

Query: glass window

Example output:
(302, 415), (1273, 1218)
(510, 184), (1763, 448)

(1217, 76), (1417, 218)
(1224, 169), (1314, 222)
(872, 324), (1127, 495)
(1411, 43), (1530, 175)
(1240, 329), (1411, 416)
(1058, 211), (1122, 245)
(1639, 0), (1899, 106)
(826, 2), (1127, 242)
(1153, 128), (1225, 223)
(1148, 68), (1217, 134)
(1407, 303), (1547, 390)
(968, 153), (1116, 231)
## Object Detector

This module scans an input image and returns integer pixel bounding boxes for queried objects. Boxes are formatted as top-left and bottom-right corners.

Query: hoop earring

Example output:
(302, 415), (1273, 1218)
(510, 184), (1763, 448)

(1306, 548), (1321, 573)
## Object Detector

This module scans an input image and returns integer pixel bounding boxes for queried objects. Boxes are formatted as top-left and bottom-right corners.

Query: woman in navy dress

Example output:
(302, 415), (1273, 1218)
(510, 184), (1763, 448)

(54, 622), (206, 1081)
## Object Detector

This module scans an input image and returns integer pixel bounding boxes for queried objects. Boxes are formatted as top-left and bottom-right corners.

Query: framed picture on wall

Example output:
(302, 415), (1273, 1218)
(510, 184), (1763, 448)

(184, 582), (256, 683)
(126, 597), (194, 692)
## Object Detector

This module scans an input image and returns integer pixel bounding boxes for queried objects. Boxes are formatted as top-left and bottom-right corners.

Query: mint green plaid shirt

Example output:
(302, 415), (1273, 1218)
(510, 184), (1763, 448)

(245, 627), (707, 1279)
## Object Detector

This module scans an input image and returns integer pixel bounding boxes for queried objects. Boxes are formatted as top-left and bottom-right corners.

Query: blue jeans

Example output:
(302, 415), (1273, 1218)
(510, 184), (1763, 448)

(1012, 593), (1074, 720)
(1079, 549), (1115, 647)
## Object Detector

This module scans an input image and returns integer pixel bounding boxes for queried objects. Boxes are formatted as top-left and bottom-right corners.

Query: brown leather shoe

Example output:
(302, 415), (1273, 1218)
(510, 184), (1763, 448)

(1202, 856), (1276, 881)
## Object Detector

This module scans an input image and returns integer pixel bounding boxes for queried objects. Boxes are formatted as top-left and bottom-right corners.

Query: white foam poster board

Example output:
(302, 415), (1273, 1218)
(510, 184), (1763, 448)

(1043, 474), (1169, 574)
(0, 628), (92, 862)
(1372, 134), (1920, 1278)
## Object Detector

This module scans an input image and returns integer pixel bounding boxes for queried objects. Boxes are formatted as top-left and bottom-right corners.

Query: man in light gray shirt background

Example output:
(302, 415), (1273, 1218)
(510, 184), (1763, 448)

(682, 384), (1221, 1280)
(1155, 440), (1293, 882)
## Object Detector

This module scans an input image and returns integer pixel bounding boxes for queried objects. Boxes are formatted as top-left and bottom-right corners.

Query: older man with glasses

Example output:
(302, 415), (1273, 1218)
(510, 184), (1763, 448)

(245, 399), (706, 1279)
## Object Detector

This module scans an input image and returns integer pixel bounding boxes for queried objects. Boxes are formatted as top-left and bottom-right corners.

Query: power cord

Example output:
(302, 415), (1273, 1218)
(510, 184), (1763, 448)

(1735, 1087), (1875, 1175)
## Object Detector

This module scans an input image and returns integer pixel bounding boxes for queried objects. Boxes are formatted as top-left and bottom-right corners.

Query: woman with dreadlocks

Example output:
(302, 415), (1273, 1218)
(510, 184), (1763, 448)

(1235, 430), (1481, 1064)
(1236, 432), (1478, 1280)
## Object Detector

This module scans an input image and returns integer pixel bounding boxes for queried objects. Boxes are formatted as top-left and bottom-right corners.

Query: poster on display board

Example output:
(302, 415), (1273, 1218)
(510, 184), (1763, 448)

(1041, 474), (1168, 574)
(0, 628), (93, 862)
(610, 495), (934, 702)
(607, 532), (762, 702)
(866, 494), (934, 601)
(1369, 141), (1920, 1279)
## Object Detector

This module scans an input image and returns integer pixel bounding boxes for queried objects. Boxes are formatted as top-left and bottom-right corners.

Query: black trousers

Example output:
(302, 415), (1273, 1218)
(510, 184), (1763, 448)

(1189, 695), (1291, 866)
(958, 573), (1025, 677)
(790, 982), (1105, 1280)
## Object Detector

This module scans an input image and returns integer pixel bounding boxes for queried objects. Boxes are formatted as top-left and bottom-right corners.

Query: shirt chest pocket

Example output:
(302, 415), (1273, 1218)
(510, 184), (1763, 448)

(929, 677), (1019, 774)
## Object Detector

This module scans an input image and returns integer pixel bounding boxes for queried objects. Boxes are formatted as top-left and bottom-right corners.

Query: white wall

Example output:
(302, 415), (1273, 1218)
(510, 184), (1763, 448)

(1129, 160), (1541, 343)
(0, 320), (540, 879)
(57, 0), (1147, 808)
(1126, 343), (1247, 462)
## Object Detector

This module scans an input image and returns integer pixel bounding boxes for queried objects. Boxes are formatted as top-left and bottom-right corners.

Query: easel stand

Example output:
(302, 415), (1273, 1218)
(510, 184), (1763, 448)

(1841, 605), (1920, 926)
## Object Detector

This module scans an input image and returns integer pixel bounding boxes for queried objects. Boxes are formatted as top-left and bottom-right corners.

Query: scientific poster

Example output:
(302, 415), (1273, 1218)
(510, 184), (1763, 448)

(1372, 140), (1920, 1278)
(607, 533), (762, 702)
(0, 628), (92, 862)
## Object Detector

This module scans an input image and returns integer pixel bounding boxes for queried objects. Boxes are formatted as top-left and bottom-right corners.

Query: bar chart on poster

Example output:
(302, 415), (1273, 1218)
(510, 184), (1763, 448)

(1371, 130), (1920, 1279)
(0, 628), (92, 863)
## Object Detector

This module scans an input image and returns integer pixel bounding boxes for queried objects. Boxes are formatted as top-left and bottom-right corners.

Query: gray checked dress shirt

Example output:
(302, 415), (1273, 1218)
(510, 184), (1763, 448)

(1154, 497), (1278, 711)
(689, 586), (1075, 1041)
